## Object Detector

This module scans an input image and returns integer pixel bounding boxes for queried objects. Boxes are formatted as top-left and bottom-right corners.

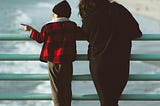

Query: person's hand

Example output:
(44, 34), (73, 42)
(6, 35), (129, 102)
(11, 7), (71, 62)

(21, 23), (33, 32)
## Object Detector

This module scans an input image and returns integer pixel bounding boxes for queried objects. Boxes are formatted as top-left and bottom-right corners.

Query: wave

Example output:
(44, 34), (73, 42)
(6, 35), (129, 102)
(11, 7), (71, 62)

(13, 10), (32, 33)
(35, 2), (52, 8)
(15, 10), (32, 25)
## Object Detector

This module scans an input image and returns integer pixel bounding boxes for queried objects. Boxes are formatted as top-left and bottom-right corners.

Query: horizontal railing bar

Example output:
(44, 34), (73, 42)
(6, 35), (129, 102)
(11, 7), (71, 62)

(73, 94), (160, 101)
(1, 74), (160, 81)
(0, 34), (31, 41)
(0, 54), (39, 61)
(0, 34), (160, 41)
(0, 54), (88, 61)
(136, 34), (160, 41)
(131, 54), (160, 61)
(0, 74), (49, 81)
(0, 54), (160, 61)
(0, 93), (160, 101)
(0, 34), (86, 41)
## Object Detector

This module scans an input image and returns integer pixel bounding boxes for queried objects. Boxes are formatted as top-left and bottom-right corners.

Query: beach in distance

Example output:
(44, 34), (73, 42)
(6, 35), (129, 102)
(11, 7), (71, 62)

(115, 0), (160, 21)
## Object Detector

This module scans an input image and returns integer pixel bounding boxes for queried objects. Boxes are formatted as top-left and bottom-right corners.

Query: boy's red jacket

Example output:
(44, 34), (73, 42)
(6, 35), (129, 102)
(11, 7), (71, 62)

(30, 19), (86, 64)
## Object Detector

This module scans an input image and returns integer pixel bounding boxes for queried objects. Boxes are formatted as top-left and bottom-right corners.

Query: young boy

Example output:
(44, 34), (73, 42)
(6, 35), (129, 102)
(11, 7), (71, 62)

(21, 1), (86, 106)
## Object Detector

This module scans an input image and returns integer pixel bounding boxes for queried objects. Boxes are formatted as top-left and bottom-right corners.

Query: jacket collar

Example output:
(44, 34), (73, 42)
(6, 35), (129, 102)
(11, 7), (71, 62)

(47, 17), (70, 24)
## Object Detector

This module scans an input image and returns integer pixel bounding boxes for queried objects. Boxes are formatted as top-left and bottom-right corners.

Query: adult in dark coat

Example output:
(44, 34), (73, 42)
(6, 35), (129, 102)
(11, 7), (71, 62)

(79, 0), (142, 106)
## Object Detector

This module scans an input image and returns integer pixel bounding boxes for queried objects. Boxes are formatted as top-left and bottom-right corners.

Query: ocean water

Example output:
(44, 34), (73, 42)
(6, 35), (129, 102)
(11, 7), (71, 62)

(0, 0), (160, 106)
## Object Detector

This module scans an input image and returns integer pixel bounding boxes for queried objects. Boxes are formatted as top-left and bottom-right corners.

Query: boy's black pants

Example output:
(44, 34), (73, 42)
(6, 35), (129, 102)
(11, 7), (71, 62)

(48, 61), (73, 106)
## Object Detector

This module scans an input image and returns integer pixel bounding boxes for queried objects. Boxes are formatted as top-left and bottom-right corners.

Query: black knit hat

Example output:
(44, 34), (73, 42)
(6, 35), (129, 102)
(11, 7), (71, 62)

(52, 0), (71, 18)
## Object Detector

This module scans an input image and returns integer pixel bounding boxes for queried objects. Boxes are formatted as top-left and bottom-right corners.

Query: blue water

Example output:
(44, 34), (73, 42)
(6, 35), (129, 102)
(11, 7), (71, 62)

(0, 0), (160, 106)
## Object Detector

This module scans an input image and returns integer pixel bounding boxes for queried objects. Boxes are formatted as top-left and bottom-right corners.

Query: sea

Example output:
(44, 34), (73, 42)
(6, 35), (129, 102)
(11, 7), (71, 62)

(0, 0), (160, 106)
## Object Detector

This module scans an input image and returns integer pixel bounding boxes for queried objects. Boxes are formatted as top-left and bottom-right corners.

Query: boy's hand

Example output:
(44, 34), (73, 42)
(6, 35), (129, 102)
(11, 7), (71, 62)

(21, 23), (33, 32)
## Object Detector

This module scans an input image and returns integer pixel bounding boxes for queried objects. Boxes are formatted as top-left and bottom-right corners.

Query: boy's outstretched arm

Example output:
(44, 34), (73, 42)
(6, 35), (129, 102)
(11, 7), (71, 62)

(21, 23), (45, 43)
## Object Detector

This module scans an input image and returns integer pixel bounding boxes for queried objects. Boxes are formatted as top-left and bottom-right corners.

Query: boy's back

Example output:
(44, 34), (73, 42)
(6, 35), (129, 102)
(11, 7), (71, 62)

(33, 20), (78, 64)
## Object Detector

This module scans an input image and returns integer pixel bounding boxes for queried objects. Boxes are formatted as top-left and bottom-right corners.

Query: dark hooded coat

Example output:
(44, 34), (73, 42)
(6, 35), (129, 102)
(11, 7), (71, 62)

(82, 1), (142, 106)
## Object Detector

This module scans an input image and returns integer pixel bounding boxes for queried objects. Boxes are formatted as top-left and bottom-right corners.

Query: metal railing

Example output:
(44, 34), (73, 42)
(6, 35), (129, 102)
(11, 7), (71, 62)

(1, 34), (160, 101)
